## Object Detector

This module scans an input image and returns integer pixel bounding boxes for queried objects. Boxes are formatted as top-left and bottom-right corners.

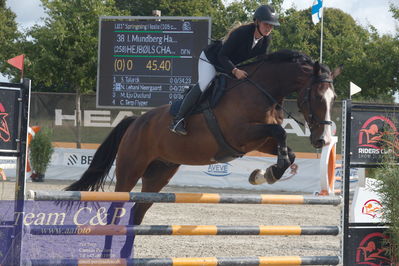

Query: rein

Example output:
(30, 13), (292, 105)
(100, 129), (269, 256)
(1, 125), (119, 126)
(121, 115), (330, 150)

(245, 77), (305, 126)
(245, 59), (305, 126)
(245, 59), (335, 129)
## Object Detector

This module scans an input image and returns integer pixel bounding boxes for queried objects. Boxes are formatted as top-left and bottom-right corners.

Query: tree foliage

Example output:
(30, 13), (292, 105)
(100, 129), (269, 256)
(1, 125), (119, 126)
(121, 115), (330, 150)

(2, 0), (398, 100)
(391, 4), (399, 21)
(213, 0), (283, 39)
(22, 0), (126, 93)
(273, 7), (398, 101)
(115, 0), (225, 38)
(354, 33), (399, 101)
(114, 0), (283, 40)
(0, 0), (21, 79)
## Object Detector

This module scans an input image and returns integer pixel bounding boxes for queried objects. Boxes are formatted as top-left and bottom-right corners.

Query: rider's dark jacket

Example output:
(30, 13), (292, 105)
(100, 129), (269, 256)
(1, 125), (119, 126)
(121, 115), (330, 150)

(204, 23), (271, 74)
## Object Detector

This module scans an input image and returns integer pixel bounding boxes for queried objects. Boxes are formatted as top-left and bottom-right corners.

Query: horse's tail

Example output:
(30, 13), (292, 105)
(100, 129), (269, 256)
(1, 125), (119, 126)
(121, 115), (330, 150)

(65, 116), (137, 191)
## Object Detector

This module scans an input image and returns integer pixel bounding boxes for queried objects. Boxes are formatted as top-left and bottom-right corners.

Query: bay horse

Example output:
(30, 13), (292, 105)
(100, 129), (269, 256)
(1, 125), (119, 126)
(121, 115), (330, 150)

(65, 50), (341, 258)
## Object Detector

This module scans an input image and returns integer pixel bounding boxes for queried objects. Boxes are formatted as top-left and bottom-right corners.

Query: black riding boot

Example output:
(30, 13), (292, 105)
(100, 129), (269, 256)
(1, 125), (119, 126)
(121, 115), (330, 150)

(169, 84), (202, 135)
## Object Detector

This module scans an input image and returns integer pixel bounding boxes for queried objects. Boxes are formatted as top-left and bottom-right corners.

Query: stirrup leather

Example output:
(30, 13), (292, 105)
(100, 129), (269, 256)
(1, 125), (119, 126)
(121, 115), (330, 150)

(171, 118), (184, 130)
(170, 118), (187, 135)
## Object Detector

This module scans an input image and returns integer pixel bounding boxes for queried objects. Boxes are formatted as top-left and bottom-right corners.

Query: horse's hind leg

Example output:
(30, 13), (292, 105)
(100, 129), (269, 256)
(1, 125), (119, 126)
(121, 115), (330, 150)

(102, 157), (148, 258)
(249, 132), (296, 185)
(134, 160), (180, 224)
(120, 160), (180, 258)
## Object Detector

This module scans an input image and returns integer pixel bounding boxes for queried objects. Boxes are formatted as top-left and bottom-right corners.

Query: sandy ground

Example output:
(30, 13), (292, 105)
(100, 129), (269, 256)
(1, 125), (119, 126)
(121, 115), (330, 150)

(1, 179), (341, 263)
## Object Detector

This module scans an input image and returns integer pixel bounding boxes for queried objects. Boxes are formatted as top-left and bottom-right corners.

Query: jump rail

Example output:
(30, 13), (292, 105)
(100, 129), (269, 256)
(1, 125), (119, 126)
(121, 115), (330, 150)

(28, 256), (341, 265)
(26, 224), (340, 236)
(28, 190), (342, 205)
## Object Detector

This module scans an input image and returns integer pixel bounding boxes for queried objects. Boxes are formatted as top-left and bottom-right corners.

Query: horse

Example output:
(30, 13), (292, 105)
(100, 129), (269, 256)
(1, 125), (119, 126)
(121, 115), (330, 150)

(65, 49), (342, 258)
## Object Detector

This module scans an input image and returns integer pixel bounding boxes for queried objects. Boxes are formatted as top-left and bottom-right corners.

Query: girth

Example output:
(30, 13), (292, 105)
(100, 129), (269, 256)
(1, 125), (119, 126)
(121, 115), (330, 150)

(202, 101), (245, 163)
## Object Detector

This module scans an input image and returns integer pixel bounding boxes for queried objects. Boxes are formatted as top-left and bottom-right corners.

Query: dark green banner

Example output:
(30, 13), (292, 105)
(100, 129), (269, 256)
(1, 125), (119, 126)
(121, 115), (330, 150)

(30, 92), (343, 153)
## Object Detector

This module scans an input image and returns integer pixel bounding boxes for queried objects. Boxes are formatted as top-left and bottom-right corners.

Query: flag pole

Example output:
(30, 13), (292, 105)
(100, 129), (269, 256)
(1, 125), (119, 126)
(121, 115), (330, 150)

(319, 3), (324, 63)
(20, 55), (24, 82)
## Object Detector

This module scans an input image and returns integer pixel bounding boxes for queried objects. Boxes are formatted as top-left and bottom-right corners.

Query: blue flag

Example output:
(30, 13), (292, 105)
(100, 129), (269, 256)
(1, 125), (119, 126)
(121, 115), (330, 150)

(311, 0), (323, 24)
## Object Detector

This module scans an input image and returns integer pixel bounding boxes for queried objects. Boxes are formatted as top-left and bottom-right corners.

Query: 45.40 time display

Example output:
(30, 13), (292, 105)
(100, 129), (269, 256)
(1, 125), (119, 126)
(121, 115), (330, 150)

(146, 60), (171, 71)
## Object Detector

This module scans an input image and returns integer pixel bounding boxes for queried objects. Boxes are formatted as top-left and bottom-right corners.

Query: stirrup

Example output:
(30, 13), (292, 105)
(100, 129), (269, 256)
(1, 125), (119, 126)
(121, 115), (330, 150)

(169, 118), (187, 136)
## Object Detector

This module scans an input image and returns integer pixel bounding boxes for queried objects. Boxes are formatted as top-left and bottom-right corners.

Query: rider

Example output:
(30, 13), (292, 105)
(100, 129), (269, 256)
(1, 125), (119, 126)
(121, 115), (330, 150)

(169, 4), (280, 136)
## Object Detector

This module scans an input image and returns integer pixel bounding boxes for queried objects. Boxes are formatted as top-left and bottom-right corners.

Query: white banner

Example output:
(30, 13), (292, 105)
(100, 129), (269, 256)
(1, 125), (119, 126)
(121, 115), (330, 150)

(170, 157), (321, 192)
(350, 178), (384, 223)
(4, 148), (319, 193)
(0, 157), (17, 169)
(2, 148), (358, 193)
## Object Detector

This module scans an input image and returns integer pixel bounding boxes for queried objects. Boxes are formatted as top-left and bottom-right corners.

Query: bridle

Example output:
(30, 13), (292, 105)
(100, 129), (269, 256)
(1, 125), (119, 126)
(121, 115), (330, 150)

(299, 74), (334, 129)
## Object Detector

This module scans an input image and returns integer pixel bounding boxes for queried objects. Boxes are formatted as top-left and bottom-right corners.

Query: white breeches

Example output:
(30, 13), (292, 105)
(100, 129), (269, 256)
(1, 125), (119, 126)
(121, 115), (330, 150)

(198, 52), (217, 92)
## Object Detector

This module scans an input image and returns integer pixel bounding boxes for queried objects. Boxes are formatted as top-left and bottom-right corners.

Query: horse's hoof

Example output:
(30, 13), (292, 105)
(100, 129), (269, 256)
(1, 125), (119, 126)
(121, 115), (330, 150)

(265, 166), (278, 184)
(249, 169), (266, 185)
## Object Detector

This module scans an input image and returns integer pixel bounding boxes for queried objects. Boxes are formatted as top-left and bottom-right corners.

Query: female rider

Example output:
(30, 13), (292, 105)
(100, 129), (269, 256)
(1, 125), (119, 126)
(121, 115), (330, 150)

(170, 4), (280, 135)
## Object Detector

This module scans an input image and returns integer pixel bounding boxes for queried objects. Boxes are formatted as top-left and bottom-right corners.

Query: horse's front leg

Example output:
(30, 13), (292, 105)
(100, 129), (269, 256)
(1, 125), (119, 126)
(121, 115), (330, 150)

(101, 202), (126, 258)
(247, 124), (296, 185)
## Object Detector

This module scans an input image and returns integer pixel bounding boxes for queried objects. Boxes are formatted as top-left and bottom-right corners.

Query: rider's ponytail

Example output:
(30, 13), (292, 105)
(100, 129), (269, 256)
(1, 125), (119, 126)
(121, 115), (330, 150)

(222, 22), (253, 42)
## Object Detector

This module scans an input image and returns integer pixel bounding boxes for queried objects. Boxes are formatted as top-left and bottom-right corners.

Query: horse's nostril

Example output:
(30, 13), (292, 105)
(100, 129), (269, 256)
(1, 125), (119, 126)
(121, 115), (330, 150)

(317, 139), (326, 147)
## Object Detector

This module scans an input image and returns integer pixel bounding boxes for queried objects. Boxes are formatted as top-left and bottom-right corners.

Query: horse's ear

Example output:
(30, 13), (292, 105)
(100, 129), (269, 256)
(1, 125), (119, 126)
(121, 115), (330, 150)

(313, 61), (321, 75)
(332, 64), (343, 79)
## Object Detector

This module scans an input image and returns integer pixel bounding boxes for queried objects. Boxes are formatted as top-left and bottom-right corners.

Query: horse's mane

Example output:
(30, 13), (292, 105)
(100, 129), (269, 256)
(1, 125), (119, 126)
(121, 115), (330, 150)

(239, 49), (331, 73)
(265, 49), (313, 64)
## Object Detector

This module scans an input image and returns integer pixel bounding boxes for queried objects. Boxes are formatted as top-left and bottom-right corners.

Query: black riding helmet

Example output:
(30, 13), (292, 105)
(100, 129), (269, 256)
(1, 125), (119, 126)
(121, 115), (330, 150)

(253, 5), (280, 26)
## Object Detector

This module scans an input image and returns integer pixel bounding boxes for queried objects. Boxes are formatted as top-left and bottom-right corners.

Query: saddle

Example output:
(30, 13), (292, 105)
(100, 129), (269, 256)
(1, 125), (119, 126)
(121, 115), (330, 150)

(169, 74), (228, 116)
(169, 74), (245, 163)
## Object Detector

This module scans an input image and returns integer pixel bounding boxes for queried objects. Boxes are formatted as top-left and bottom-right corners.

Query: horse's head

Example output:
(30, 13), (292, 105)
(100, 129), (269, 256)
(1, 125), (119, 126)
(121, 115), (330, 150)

(298, 62), (342, 148)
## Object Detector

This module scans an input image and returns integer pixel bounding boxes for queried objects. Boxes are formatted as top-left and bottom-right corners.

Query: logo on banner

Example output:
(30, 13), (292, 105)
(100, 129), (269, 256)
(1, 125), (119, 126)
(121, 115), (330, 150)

(358, 115), (399, 156)
(65, 154), (93, 166)
(356, 232), (390, 265)
(0, 103), (10, 143)
(361, 199), (383, 219)
(67, 154), (79, 166)
(204, 163), (232, 177)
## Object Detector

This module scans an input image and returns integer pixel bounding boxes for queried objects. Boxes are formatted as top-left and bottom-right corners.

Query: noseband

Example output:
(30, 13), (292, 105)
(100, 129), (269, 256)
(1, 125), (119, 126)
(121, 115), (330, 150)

(300, 75), (334, 128)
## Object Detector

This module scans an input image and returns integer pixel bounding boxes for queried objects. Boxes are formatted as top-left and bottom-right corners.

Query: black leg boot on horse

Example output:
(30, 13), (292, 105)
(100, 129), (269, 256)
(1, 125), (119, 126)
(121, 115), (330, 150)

(248, 124), (294, 185)
(169, 84), (202, 136)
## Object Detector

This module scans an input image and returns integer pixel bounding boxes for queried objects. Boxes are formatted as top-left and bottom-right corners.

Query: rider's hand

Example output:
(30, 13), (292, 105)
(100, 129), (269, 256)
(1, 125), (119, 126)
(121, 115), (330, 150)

(232, 68), (248, 80)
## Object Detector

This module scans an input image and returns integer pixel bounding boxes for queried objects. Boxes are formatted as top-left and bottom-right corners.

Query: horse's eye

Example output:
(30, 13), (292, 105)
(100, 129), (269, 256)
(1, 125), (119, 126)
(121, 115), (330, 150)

(315, 94), (323, 101)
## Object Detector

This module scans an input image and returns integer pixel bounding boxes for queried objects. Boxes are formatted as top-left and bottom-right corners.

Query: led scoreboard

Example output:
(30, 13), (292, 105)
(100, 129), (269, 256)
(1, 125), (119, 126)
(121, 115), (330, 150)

(97, 16), (210, 108)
